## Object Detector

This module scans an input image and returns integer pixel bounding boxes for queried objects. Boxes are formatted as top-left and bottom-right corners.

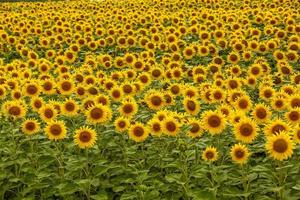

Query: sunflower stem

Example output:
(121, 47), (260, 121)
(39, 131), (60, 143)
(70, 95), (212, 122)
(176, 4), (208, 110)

(241, 164), (249, 200)
(277, 161), (285, 200)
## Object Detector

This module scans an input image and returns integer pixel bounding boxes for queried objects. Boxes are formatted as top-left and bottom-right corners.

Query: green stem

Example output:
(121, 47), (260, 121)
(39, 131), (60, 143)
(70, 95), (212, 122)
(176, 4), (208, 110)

(241, 164), (249, 200)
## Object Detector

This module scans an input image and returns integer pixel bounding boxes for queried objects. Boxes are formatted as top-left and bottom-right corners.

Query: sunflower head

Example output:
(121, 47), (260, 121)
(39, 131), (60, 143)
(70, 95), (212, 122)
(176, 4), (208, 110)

(22, 119), (40, 135)
(74, 126), (97, 149)
(230, 143), (250, 165)
(128, 123), (149, 142)
(265, 131), (295, 161)
(45, 120), (67, 141)
(202, 147), (218, 162)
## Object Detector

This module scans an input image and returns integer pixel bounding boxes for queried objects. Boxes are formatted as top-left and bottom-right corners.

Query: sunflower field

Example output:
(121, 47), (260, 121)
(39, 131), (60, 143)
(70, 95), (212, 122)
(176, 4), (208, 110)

(0, 0), (300, 199)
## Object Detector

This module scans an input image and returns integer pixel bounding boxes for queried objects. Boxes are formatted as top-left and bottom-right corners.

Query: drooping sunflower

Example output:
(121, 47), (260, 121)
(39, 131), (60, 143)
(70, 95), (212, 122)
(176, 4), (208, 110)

(21, 119), (40, 135)
(265, 131), (295, 161)
(128, 123), (149, 142)
(230, 143), (250, 165)
(74, 126), (97, 148)
(202, 147), (218, 162)
(45, 120), (67, 141)
(234, 118), (258, 143)
(202, 110), (226, 135)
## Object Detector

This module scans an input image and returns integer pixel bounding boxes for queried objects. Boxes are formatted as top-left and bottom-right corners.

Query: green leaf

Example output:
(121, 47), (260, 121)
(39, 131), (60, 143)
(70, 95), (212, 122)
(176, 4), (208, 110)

(91, 191), (108, 200)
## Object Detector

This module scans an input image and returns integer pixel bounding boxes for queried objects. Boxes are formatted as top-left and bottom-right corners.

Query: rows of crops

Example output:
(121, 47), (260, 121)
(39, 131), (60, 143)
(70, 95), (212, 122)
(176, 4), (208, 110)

(0, 0), (300, 199)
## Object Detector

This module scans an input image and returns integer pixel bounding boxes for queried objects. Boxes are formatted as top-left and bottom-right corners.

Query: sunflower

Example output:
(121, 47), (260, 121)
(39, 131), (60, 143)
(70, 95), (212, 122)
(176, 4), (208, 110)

(264, 119), (291, 136)
(23, 81), (40, 97)
(252, 103), (272, 123)
(211, 87), (226, 103)
(110, 87), (124, 102)
(293, 127), (300, 144)
(61, 98), (78, 117)
(183, 46), (195, 60)
(2, 100), (27, 119)
(21, 119), (40, 135)
(74, 126), (97, 148)
(41, 79), (56, 95)
(202, 110), (226, 135)
(217, 104), (232, 118)
(145, 91), (165, 110)
(265, 131), (294, 161)
(30, 97), (44, 112)
(45, 120), (67, 141)
(183, 97), (200, 116)
(128, 123), (149, 142)
(227, 51), (240, 64)
(230, 143), (250, 165)
(202, 147), (218, 162)
(0, 85), (6, 99)
(57, 79), (74, 95)
(271, 96), (287, 111)
(39, 105), (57, 122)
(234, 118), (258, 143)
(85, 104), (111, 124)
(285, 108), (300, 125)
(187, 119), (203, 138)
(147, 118), (163, 137)
(114, 117), (130, 133)
(234, 95), (252, 113)
(288, 94), (300, 109)
(119, 99), (138, 117)
(162, 116), (180, 136)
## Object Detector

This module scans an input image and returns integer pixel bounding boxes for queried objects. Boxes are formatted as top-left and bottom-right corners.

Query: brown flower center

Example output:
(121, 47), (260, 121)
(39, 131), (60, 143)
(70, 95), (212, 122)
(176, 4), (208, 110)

(79, 131), (92, 142)
(133, 126), (144, 137)
(50, 124), (62, 136)
(25, 122), (36, 131)
(8, 106), (21, 116)
(90, 107), (103, 119)
(208, 115), (221, 128)
(240, 123), (253, 136)
(273, 139), (288, 153)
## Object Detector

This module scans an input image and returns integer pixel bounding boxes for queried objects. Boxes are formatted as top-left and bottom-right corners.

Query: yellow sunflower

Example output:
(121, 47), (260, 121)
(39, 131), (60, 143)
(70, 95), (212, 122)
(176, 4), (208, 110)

(74, 126), (97, 148)
(234, 118), (258, 143)
(128, 123), (149, 142)
(114, 117), (130, 133)
(45, 120), (67, 141)
(202, 147), (218, 162)
(202, 110), (226, 135)
(265, 131), (295, 161)
(230, 143), (250, 165)
(21, 119), (40, 135)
